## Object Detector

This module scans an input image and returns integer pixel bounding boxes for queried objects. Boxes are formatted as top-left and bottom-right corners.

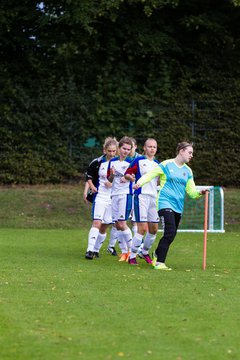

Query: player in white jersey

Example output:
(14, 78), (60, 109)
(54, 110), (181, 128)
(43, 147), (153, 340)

(124, 138), (160, 265)
(107, 136), (133, 262)
(128, 137), (141, 236)
(83, 180), (119, 256)
(85, 137), (118, 260)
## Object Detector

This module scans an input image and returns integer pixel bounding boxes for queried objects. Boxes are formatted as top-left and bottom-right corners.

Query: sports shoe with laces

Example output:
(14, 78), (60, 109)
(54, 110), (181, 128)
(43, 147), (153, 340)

(154, 262), (172, 271)
(152, 252), (157, 266)
(93, 251), (100, 258)
(107, 246), (118, 256)
(85, 250), (94, 260)
(119, 253), (128, 262)
(137, 249), (144, 259)
(141, 253), (152, 264)
(128, 257), (139, 265)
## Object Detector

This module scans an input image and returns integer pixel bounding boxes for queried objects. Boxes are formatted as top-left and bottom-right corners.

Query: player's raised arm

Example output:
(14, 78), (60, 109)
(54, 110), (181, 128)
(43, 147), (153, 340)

(135, 165), (162, 188)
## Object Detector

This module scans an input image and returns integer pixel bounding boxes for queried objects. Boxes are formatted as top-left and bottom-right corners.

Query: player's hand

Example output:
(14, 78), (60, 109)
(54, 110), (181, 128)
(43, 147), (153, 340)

(200, 189), (208, 195)
(90, 185), (98, 193)
(133, 183), (140, 190)
(124, 173), (135, 182)
(110, 167), (115, 176)
(83, 194), (90, 205)
(104, 181), (112, 188)
(120, 176), (127, 183)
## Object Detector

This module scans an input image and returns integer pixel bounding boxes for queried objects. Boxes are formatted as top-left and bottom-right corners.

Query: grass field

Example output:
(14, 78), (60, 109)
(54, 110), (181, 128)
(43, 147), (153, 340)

(0, 185), (240, 360)
(0, 184), (239, 232)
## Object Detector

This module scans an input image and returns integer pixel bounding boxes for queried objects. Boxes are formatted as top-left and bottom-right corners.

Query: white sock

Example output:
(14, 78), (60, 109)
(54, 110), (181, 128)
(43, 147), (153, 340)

(108, 226), (118, 248)
(121, 227), (132, 251)
(93, 233), (107, 252)
(142, 232), (156, 255)
(132, 224), (137, 237)
(87, 227), (99, 252)
(130, 233), (144, 259)
(117, 231), (128, 254)
(137, 242), (144, 254)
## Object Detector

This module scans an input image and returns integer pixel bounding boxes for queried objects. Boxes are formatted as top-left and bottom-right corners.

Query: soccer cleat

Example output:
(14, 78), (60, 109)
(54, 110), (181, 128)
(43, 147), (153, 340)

(137, 250), (144, 259)
(153, 262), (172, 271)
(119, 253), (128, 262)
(152, 252), (157, 266)
(128, 257), (139, 265)
(93, 251), (100, 258)
(107, 246), (118, 256)
(126, 251), (131, 262)
(141, 253), (152, 264)
(85, 250), (94, 260)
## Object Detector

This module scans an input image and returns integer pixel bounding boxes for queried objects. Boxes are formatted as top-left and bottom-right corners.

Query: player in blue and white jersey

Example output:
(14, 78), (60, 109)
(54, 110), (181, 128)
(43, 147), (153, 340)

(107, 136), (133, 262)
(85, 137), (118, 260)
(128, 137), (141, 237)
(125, 138), (160, 265)
(134, 141), (206, 270)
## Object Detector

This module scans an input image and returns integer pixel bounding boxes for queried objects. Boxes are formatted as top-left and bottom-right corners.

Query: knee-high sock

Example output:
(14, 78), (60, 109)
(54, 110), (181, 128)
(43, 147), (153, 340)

(121, 227), (132, 251)
(108, 226), (118, 248)
(132, 224), (137, 237)
(142, 232), (156, 255)
(94, 233), (107, 252)
(117, 231), (128, 254)
(87, 227), (99, 252)
(130, 233), (144, 259)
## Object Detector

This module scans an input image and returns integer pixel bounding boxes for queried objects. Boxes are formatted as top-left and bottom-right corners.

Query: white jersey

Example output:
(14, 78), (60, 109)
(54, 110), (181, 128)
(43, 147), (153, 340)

(125, 156), (159, 198)
(107, 156), (133, 196)
(97, 161), (111, 199)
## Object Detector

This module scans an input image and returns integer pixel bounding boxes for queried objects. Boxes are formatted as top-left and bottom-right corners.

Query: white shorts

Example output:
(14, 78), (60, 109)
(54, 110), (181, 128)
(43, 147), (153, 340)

(92, 196), (113, 224)
(133, 194), (159, 223)
(111, 194), (132, 222)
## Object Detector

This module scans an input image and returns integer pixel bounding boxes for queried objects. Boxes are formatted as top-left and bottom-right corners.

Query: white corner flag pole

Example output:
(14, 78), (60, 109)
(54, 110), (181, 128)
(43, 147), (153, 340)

(202, 190), (209, 270)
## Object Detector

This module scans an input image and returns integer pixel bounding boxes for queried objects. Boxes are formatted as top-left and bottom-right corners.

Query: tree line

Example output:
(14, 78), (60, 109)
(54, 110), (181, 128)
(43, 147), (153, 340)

(0, 0), (239, 186)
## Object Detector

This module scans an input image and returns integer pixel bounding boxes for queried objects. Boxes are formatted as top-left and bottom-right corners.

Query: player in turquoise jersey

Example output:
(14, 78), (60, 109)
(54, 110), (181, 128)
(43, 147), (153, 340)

(134, 142), (206, 270)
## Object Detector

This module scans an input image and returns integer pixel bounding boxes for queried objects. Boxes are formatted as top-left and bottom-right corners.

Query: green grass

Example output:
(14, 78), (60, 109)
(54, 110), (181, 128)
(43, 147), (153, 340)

(0, 184), (91, 229)
(0, 185), (239, 359)
(223, 187), (240, 232)
(1, 229), (240, 360)
(0, 184), (239, 231)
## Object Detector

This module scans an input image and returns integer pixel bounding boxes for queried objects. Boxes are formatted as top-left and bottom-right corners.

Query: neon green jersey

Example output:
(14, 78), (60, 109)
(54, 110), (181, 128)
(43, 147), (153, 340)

(137, 159), (201, 213)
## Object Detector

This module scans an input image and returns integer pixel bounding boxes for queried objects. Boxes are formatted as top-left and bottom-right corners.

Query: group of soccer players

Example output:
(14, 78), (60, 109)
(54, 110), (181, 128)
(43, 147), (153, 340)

(83, 136), (206, 270)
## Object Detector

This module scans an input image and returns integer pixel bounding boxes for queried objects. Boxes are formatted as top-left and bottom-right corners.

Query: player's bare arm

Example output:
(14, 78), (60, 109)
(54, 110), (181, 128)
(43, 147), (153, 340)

(87, 179), (98, 193)
(107, 167), (115, 183)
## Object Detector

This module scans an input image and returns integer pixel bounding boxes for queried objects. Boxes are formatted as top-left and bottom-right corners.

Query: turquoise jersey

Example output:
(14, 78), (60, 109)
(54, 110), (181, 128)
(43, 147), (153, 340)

(137, 158), (201, 214)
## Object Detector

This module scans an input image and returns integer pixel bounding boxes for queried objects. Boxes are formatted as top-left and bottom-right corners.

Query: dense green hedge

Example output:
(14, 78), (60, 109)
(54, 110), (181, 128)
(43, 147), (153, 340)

(1, 0), (240, 186)
(1, 88), (239, 186)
